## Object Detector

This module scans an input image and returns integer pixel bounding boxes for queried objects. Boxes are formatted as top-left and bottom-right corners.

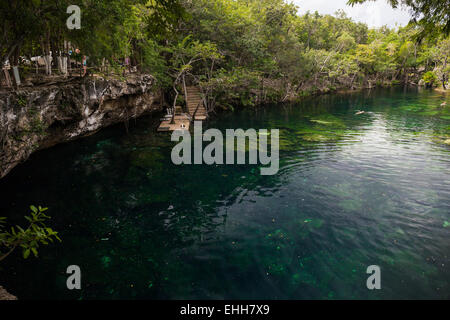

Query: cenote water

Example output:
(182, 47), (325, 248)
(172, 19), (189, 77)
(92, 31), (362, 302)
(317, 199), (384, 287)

(0, 87), (449, 300)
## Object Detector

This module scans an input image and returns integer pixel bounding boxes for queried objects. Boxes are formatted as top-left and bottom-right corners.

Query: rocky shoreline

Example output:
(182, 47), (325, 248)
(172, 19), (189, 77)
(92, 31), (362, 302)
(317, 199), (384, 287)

(0, 74), (162, 179)
(0, 286), (17, 300)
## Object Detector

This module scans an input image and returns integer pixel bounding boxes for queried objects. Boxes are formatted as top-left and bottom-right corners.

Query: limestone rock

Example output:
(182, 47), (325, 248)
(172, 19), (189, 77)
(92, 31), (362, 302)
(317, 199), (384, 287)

(0, 286), (17, 300)
(0, 74), (162, 179)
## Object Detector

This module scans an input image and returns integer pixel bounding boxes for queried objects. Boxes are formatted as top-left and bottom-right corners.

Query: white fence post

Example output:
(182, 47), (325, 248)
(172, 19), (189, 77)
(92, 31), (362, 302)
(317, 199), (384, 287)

(12, 66), (21, 86)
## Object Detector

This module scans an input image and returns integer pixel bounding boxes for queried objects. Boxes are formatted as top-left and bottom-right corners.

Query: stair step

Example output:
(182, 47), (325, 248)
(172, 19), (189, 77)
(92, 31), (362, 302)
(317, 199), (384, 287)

(185, 87), (206, 120)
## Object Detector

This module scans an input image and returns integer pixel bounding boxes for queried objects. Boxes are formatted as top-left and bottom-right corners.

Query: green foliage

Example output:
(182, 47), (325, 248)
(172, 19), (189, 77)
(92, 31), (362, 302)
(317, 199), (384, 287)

(0, 0), (185, 66)
(0, 206), (61, 262)
(422, 71), (438, 87)
(140, 39), (171, 88)
(2, 0), (448, 108)
(16, 95), (27, 107)
(202, 67), (263, 109)
(348, 0), (450, 39)
(174, 0), (449, 105)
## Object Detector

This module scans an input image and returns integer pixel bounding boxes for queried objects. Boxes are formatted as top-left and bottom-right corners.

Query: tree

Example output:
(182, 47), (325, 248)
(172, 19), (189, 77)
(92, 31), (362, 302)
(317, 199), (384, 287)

(422, 71), (438, 87)
(348, 0), (450, 39)
(432, 38), (450, 89)
(0, 0), (185, 69)
(167, 36), (223, 116)
(0, 206), (61, 263)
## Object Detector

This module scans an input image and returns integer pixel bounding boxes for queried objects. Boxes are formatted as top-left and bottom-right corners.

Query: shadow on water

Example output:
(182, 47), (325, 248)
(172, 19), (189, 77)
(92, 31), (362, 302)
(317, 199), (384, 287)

(0, 87), (449, 299)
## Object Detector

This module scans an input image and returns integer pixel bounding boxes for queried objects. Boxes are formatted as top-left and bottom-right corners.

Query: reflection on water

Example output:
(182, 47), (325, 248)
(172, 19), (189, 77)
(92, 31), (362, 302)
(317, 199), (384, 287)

(0, 87), (449, 299)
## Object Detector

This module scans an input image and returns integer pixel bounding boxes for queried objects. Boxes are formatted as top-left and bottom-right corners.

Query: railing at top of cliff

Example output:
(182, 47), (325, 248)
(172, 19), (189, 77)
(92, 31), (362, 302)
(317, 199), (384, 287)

(1, 61), (142, 90)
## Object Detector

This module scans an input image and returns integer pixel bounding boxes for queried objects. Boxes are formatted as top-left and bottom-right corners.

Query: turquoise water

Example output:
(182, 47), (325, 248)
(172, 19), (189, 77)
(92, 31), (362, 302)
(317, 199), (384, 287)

(0, 87), (449, 299)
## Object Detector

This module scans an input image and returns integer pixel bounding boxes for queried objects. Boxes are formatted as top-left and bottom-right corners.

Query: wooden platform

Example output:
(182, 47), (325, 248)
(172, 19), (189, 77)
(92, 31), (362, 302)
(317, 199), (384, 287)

(186, 86), (207, 121)
(157, 86), (207, 132)
(157, 114), (190, 132)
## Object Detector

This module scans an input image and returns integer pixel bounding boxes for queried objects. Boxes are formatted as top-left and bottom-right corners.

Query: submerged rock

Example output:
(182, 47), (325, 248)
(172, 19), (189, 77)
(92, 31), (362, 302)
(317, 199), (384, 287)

(0, 286), (17, 300)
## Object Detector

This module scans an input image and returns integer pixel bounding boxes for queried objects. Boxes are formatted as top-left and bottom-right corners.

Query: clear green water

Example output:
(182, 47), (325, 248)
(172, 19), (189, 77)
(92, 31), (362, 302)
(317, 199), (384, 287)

(0, 87), (449, 300)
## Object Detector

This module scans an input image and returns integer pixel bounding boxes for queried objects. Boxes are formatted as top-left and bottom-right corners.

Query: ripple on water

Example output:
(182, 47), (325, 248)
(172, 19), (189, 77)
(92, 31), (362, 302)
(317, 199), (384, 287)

(0, 88), (449, 299)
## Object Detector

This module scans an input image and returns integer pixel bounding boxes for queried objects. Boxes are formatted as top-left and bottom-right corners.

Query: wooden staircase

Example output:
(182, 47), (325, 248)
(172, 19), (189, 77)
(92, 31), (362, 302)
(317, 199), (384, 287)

(185, 86), (207, 121)
(157, 85), (207, 132)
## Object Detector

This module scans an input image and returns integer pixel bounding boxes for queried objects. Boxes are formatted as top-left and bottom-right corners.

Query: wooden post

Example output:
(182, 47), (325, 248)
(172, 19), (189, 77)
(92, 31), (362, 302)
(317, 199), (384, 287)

(2, 68), (12, 88)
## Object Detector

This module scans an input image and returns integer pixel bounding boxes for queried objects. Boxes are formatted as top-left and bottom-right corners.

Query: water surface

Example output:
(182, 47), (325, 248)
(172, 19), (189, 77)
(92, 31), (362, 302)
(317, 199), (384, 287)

(0, 87), (449, 299)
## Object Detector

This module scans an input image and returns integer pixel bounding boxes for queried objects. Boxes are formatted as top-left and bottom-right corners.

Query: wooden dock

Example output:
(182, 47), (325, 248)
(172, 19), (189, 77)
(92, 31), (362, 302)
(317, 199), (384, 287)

(157, 114), (190, 132)
(157, 86), (207, 132)
(157, 105), (191, 132)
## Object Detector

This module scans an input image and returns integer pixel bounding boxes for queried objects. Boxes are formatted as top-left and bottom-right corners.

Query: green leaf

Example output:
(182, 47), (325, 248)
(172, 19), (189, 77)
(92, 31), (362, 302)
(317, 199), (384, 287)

(23, 249), (31, 259)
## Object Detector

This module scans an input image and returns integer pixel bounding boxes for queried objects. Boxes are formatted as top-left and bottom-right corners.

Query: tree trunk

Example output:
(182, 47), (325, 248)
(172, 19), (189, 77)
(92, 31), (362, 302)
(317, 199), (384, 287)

(57, 56), (63, 74)
(2, 68), (12, 88)
(12, 66), (21, 87)
(63, 57), (68, 77)
(443, 58), (448, 90)
(44, 55), (52, 75)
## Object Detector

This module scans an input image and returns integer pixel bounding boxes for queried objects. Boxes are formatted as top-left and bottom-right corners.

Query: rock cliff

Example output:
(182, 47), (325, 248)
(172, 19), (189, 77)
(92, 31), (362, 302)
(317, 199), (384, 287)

(0, 74), (162, 178)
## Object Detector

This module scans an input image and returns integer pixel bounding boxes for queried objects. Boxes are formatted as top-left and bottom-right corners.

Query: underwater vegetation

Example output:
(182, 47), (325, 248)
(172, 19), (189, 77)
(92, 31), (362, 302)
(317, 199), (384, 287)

(0, 88), (448, 299)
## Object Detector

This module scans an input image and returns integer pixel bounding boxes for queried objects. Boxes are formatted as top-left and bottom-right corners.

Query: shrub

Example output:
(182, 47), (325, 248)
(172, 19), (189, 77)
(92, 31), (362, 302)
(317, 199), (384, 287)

(422, 71), (438, 88)
(0, 206), (61, 262)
